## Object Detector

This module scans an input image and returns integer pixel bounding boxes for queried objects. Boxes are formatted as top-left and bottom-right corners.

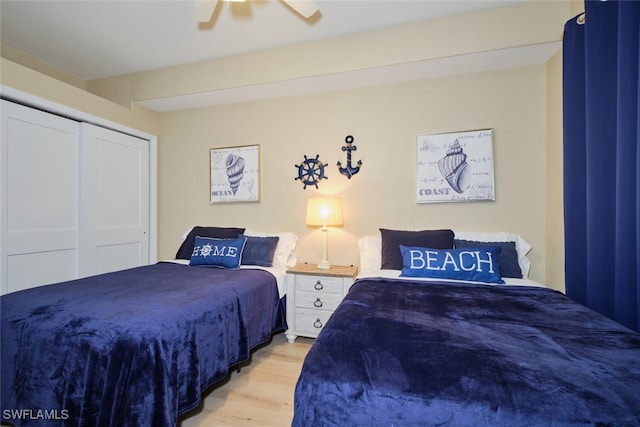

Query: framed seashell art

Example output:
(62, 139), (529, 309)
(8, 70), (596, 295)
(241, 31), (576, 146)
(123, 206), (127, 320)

(210, 144), (260, 203)
(416, 129), (495, 203)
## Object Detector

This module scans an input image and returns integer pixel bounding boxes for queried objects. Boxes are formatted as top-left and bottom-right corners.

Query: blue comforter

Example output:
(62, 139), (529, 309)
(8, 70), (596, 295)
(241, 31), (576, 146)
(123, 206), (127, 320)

(1, 262), (284, 426)
(293, 278), (640, 426)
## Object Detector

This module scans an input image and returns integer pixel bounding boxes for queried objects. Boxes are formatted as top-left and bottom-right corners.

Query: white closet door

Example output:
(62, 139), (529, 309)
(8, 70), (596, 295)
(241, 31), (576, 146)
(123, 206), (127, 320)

(1, 100), (81, 294)
(80, 123), (149, 276)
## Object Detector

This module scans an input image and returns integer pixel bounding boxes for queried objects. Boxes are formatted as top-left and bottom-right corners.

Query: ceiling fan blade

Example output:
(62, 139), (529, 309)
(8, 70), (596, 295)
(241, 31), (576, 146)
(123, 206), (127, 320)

(194, 0), (219, 22)
(282, 0), (318, 18)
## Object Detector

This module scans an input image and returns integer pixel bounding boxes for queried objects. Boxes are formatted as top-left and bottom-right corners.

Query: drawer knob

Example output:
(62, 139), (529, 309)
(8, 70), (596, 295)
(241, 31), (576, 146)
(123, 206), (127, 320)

(314, 280), (323, 290)
(313, 298), (323, 308)
(313, 318), (323, 329)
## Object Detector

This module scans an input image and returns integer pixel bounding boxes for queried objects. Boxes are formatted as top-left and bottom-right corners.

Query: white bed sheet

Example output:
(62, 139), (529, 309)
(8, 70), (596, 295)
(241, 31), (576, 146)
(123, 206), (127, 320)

(357, 269), (547, 288)
(163, 259), (288, 298)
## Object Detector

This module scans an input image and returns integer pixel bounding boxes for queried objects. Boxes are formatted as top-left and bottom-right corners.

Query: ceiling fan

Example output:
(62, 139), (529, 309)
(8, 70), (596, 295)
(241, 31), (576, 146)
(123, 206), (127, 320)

(194, 0), (319, 22)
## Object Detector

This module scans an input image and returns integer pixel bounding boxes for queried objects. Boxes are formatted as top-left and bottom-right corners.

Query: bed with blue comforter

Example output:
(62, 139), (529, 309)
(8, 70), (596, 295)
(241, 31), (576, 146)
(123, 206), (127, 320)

(1, 262), (285, 426)
(293, 276), (640, 426)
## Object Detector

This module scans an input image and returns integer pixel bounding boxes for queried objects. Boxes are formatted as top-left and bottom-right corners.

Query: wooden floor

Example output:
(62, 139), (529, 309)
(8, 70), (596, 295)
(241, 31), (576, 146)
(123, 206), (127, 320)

(178, 333), (314, 427)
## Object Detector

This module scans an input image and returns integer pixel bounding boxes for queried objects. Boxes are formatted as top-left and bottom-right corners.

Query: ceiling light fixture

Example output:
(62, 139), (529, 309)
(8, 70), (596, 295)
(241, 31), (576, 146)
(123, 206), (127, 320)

(194, 0), (319, 23)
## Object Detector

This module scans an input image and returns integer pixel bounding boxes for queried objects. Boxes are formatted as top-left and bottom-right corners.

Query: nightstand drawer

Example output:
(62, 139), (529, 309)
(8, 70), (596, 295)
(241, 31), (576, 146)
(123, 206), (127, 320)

(285, 264), (358, 343)
(295, 274), (343, 294)
(295, 291), (343, 311)
(295, 309), (333, 335)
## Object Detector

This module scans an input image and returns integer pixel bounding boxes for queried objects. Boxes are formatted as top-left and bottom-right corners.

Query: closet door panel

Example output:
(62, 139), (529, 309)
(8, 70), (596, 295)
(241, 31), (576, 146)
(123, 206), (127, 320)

(8, 250), (79, 293)
(1, 100), (80, 294)
(6, 230), (78, 253)
(81, 123), (149, 276)
(96, 243), (143, 273)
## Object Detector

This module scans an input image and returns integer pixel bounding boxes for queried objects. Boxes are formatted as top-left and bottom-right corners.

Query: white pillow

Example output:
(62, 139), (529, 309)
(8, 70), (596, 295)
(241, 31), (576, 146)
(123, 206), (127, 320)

(358, 234), (382, 271)
(182, 228), (193, 241)
(244, 229), (298, 268)
(453, 231), (532, 278)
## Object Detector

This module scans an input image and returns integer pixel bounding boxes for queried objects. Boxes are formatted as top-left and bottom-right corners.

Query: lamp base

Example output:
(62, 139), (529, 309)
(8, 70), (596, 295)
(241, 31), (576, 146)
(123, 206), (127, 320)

(317, 260), (331, 270)
(317, 227), (331, 270)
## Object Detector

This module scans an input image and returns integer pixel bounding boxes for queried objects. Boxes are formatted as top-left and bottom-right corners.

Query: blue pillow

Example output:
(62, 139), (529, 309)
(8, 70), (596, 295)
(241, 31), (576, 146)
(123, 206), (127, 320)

(380, 228), (455, 270)
(399, 245), (504, 284)
(240, 235), (280, 267)
(176, 226), (246, 259)
(189, 236), (247, 269)
(454, 239), (522, 278)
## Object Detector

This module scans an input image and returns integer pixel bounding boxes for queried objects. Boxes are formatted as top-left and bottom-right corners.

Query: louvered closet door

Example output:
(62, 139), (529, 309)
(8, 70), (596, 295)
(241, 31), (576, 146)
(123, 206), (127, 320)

(0, 100), (81, 294)
(80, 123), (149, 276)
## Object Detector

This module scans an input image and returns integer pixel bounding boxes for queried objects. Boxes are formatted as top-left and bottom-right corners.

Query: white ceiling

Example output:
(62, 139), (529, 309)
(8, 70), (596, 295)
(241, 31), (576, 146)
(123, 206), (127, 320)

(1, 0), (532, 81)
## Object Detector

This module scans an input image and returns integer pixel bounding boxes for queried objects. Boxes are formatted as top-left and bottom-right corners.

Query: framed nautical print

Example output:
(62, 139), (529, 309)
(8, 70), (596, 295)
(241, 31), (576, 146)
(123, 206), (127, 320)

(416, 129), (495, 203)
(210, 145), (260, 203)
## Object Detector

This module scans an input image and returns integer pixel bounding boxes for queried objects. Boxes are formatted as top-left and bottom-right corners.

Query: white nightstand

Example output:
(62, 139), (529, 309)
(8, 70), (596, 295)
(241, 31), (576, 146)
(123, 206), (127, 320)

(285, 263), (358, 343)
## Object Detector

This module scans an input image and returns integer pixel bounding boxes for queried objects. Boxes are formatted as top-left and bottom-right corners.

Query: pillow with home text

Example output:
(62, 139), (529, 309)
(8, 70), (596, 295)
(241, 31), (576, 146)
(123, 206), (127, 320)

(189, 236), (247, 269)
(176, 226), (246, 260)
(399, 245), (504, 284)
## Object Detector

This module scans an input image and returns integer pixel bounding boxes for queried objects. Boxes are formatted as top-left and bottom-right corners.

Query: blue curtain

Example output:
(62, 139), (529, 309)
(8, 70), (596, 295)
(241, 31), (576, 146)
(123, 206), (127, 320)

(563, 0), (640, 332)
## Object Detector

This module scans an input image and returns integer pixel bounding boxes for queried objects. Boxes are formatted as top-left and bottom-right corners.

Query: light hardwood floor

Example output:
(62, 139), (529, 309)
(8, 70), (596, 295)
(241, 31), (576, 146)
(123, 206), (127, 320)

(178, 333), (314, 427)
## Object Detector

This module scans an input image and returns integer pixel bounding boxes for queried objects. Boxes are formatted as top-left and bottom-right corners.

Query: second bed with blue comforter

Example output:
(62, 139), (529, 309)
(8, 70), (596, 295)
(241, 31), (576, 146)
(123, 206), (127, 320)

(293, 277), (640, 426)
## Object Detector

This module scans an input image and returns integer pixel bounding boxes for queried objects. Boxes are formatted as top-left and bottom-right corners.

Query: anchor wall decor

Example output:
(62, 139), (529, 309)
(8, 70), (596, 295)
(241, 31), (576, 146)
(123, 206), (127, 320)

(337, 135), (362, 179)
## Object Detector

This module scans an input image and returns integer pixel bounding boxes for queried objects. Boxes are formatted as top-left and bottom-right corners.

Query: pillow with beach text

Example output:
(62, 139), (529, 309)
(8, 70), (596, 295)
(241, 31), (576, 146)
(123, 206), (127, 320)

(399, 245), (504, 284)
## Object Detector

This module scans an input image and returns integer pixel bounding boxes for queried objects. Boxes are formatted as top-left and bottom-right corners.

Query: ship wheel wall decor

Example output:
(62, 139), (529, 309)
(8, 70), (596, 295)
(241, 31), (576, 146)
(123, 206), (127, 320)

(295, 154), (328, 189)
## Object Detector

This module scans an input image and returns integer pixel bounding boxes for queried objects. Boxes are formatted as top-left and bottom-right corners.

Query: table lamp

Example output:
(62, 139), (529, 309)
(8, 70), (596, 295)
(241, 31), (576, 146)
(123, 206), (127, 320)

(306, 197), (343, 270)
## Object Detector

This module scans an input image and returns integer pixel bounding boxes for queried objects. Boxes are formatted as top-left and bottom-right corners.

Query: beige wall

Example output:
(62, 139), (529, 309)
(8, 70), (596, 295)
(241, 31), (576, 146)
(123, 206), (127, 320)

(158, 64), (552, 285)
(1, 0), (581, 292)
(0, 59), (159, 136)
(149, 0), (574, 291)
(1, 43), (88, 91)
(89, 0), (567, 107)
(545, 51), (565, 290)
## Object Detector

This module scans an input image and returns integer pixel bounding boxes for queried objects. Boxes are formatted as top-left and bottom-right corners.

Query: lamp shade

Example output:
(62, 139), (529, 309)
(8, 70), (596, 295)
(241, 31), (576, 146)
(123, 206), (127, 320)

(306, 197), (343, 227)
